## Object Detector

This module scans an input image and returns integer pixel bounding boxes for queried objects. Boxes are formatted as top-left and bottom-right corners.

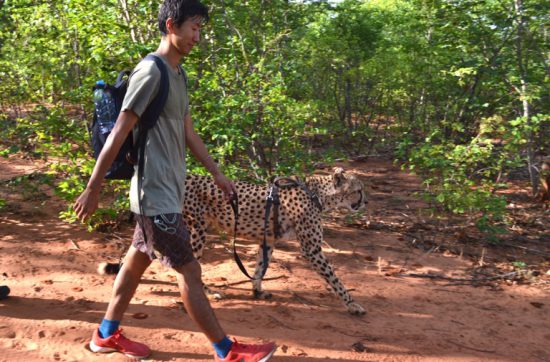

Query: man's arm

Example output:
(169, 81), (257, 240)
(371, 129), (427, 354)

(74, 110), (139, 221)
(184, 113), (236, 199)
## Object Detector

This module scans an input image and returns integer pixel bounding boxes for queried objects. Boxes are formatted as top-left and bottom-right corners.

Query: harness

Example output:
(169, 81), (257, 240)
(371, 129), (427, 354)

(230, 177), (322, 280)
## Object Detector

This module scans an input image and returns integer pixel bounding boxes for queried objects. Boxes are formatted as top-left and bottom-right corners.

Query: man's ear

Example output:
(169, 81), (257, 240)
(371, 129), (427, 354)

(166, 17), (175, 34)
(332, 167), (345, 187)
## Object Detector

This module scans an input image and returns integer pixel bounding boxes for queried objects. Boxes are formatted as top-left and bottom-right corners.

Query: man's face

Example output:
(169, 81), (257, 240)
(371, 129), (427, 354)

(170, 16), (202, 56)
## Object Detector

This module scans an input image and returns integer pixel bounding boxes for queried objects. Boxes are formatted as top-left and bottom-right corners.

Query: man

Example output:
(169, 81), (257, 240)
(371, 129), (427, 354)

(74, 1), (276, 361)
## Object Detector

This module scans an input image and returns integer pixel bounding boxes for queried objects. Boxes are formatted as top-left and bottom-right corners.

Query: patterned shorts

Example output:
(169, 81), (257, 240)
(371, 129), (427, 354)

(132, 213), (195, 268)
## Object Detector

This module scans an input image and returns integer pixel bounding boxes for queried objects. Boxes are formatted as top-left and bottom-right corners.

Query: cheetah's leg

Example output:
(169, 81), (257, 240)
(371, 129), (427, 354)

(251, 244), (274, 300)
(184, 213), (225, 300)
(296, 223), (366, 316)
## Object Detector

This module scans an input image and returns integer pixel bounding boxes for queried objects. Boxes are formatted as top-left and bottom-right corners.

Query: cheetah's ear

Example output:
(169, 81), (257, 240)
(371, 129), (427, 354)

(332, 167), (345, 187)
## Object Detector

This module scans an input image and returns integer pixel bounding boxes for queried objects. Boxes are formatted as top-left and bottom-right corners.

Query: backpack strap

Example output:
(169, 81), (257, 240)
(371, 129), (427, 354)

(112, 70), (131, 118)
(115, 70), (130, 86)
(140, 54), (169, 130)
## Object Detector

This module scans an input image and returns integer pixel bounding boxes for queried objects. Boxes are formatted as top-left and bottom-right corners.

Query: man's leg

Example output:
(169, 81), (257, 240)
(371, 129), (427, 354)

(104, 245), (152, 321)
(173, 259), (225, 342)
(89, 245), (152, 359)
(120, 212), (275, 361)
(174, 259), (276, 361)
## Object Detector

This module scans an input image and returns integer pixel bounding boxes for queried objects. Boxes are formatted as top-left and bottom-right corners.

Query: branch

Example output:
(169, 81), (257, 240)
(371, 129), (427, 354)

(220, 0), (250, 67)
(398, 271), (519, 283)
(500, 243), (550, 257)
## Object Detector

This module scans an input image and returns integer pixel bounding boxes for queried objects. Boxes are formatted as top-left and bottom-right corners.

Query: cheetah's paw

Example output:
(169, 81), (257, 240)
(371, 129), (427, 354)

(253, 290), (273, 300)
(347, 302), (366, 316)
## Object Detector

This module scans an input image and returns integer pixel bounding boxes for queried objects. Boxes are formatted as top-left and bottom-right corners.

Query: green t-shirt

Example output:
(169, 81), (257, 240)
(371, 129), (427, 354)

(122, 54), (189, 216)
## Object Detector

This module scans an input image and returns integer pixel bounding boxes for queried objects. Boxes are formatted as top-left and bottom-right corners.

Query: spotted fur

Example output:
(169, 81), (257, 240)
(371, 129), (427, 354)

(183, 167), (367, 315)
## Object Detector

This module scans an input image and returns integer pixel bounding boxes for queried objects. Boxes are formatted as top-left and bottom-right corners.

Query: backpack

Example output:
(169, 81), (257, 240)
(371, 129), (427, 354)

(89, 54), (170, 180)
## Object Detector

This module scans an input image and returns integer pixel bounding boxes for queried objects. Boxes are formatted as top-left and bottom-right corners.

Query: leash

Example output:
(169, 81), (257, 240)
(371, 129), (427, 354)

(229, 193), (269, 280)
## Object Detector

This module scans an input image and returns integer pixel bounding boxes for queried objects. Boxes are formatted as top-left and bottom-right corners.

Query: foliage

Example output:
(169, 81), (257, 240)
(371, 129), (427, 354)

(402, 139), (508, 232)
(386, 0), (548, 235)
(0, 0), (548, 234)
(289, 0), (385, 155)
(400, 113), (548, 235)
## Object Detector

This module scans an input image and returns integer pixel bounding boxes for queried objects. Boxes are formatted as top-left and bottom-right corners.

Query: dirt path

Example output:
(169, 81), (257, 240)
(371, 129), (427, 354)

(1, 156), (549, 362)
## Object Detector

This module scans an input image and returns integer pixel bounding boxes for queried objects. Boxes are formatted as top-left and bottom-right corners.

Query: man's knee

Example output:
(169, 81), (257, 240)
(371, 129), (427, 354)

(174, 259), (203, 287)
(122, 247), (151, 277)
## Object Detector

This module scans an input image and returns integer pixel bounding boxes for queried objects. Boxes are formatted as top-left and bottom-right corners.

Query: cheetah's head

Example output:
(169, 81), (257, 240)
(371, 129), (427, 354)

(330, 167), (367, 212)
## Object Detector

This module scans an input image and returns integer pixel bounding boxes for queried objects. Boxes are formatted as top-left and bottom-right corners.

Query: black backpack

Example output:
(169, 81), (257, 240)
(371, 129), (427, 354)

(90, 54), (170, 180)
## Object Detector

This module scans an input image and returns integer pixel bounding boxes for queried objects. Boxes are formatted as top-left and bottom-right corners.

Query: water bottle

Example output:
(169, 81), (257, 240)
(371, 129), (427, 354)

(93, 80), (116, 134)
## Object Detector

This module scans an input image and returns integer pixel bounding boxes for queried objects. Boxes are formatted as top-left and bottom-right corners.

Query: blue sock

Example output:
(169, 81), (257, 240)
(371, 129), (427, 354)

(98, 319), (120, 338)
(213, 336), (233, 358)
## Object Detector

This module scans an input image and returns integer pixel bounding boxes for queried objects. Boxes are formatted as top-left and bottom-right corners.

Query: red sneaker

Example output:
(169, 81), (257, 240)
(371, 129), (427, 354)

(215, 339), (276, 362)
(89, 328), (151, 359)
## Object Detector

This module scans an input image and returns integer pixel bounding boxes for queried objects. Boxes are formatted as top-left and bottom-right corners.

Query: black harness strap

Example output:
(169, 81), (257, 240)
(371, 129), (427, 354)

(273, 176), (322, 211)
(270, 185), (282, 238)
(267, 177), (323, 255)
(263, 182), (280, 241)
(229, 176), (322, 281)
(230, 193), (269, 280)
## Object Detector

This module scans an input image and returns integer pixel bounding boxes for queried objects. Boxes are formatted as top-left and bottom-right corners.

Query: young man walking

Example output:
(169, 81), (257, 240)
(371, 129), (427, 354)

(74, 1), (276, 360)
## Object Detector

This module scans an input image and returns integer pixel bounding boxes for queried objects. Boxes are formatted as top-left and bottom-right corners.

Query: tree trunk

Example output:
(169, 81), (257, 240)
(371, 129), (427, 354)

(345, 76), (353, 131)
(117, 0), (143, 44)
(514, 0), (538, 196)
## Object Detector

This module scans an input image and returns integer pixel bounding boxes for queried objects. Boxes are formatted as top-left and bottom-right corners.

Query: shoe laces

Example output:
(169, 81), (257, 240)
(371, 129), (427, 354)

(232, 339), (263, 353)
(110, 329), (128, 344)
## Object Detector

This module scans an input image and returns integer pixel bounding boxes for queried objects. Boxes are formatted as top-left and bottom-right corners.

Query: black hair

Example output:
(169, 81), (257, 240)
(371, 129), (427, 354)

(158, 0), (209, 36)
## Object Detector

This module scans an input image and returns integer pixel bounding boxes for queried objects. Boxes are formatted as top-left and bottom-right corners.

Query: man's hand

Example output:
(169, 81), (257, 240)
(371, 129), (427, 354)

(213, 173), (237, 202)
(72, 110), (138, 223)
(73, 186), (101, 222)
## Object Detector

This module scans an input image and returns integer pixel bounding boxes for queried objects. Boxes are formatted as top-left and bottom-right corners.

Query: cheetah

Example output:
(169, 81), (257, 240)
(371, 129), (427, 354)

(184, 167), (367, 315)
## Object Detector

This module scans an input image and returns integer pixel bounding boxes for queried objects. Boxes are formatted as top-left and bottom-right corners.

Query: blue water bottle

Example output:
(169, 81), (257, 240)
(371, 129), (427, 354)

(93, 80), (116, 134)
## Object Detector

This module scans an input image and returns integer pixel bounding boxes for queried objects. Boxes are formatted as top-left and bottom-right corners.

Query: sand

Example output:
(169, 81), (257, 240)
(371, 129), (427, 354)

(1, 156), (549, 362)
